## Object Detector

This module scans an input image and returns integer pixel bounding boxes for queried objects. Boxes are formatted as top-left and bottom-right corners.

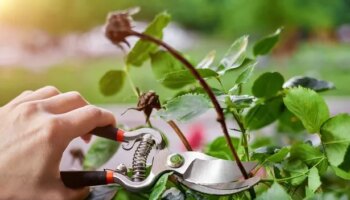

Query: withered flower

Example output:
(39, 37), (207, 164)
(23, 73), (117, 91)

(137, 90), (162, 120)
(124, 90), (161, 123)
(105, 7), (139, 48)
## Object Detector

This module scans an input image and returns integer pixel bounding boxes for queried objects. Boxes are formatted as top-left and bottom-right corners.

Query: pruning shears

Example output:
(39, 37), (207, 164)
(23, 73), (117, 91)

(60, 126), (260, 195)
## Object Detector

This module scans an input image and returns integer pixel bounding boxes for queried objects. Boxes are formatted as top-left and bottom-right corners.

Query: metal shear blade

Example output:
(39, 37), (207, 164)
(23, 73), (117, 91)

(179, 176), (260, 195)
(182, 157), (258, 185)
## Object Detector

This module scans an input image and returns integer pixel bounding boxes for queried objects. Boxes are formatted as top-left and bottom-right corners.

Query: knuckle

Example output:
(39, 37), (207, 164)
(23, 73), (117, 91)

(42, 86), (60, 95)
(67, 91), (84, 102)
(86, 105), (103, 118)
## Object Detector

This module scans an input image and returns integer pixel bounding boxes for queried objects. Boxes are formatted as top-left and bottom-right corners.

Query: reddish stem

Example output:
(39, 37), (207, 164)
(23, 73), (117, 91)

(130, 31), (249, 179)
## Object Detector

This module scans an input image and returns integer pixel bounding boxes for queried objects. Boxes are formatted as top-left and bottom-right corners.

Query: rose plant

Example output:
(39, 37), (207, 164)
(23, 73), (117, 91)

(82, 8), (350, 200)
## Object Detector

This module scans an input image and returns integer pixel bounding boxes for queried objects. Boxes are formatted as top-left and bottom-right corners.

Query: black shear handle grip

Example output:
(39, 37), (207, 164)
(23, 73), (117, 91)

(60, 171), (114, 188)
(92, 126), (125, 142)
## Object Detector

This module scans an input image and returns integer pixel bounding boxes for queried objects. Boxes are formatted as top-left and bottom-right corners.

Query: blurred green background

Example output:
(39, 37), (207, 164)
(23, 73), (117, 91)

(1, 0), (350, 105)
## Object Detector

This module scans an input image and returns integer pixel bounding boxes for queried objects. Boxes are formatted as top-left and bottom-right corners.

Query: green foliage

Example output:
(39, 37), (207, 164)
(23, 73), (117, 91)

(234, 62), (256, 85)
(277, 109), (305, 133)
(224, 95), (256, 110)
(218, 36), (248, 73)
(204, 136), (241, 160)
(253, 28), (281, 56)
(284, 159), (309, 185)
(320, 114), (350, 166)
(151, 50), (185, 80)
(113, 187), (148, 200)
(308, 167), (321, 193)
(196, 51), (216, 69)
(244, 97), (284, 130)
(256, 182), (291, 199)
(94, 10), (350, 200)
(99, 70), (125, 96)
(289, 143), (328, 176)
(283, 87), (329, 133)
(126, 12), (171, 67)
(159, 69), (218, 89)
(158, 94), (211, 122)
(252, 72), (284, 98)
(149, 172), (173, 200)
(266, 147), (289, 163)
(83, 138), (119, 170)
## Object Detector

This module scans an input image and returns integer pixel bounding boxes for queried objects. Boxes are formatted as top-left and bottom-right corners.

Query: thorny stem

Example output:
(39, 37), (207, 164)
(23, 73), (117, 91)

(130, 31), (255, 198)
(168, 120), (193, 151)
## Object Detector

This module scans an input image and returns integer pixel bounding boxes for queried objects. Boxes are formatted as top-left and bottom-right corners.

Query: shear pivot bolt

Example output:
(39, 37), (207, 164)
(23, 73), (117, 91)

(167, 154), (184, 168)
(116, 164), (128, 175)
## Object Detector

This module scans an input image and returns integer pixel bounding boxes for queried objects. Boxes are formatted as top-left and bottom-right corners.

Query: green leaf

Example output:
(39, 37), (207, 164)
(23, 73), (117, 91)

(158, 94), (211, 122)
(83, 138), (119, 170)
(266, 147), (289, 163)
(223, 95), (256, 109)
(252, 146), (277, 162)
(114, 187), (149, 200)
(252, 72), (284, 98)
(196, 50), (216, 69)
(284, 159), (308, 185)
(277, 109), (305, 133)
(320, 114), (350, 166)
(283, 76), (335, 92)
(235, 63), (256, 85)
(250, 137), (273, 149)
(289, 143), (327, 174)
(127, 12), (171, 66)
(159, 69), (218, 89)
(173, 87), (224, 98)
(204, 136), (241, 160)
(149, 172), (173, 200)
(256, 182), (291, 200)
(283, 87), (329, 133)
(99, 70), (125, 96)
(150, 50), (185, 80)
(308, 167), (321, 193)
(244, 97), (284, 130)
(253, 28), (282, 56)
(219, 35), (248, 72)
(332, 166), (350, 180)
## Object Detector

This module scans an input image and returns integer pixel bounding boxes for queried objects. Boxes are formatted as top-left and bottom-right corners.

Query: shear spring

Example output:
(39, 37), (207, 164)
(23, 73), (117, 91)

(132, 134), (155, 182)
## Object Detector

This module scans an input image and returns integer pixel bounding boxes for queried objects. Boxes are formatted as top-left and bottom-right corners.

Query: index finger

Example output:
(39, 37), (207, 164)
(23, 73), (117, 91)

(59, 105), (116, 139)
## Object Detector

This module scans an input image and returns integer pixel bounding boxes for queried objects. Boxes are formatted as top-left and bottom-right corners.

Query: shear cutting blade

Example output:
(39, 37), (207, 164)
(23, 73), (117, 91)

(179, 176), (260, 195)
(182, 159), (257, 185)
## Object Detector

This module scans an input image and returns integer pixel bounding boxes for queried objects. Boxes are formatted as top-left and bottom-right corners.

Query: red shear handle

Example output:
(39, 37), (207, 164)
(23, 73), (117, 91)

(92, 125), (124, 142)
(60, 171), (114, 188)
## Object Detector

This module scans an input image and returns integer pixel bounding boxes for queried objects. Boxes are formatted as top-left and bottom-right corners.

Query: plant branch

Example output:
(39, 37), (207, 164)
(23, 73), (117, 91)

(167, 120), (193, 151)
(232, 111), (250, 161)
(124, 65), (139, 97)
(130, 30), (251, 180)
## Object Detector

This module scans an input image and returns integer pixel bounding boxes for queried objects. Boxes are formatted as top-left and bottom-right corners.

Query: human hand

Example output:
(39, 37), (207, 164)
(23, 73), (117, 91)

(0, 86), (116, 200)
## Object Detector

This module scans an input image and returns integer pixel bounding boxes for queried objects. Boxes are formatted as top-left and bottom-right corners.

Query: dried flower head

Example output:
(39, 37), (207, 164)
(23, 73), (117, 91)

(105, 7), (139, 48)
(137, 90), (161, 122)
(123, 90), (161, 123)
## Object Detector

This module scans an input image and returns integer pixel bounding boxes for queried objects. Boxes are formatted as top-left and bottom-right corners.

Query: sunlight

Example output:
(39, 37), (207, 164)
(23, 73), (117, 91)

(0, 0), (10, 12)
